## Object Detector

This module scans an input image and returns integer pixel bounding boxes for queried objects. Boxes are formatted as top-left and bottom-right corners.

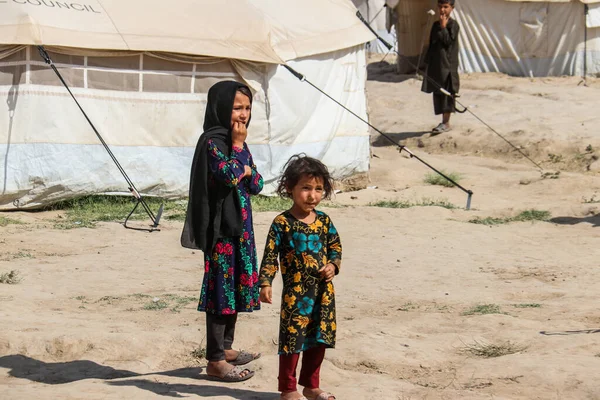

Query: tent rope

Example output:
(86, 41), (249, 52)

(355, 11), (544, 172)
(37, 45), (163, 232)
(282, 65), (473, 210)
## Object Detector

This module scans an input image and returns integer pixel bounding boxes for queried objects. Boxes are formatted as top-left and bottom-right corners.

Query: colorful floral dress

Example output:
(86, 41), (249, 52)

(259, 210), (342, 355)
(198, 140), (264, 315)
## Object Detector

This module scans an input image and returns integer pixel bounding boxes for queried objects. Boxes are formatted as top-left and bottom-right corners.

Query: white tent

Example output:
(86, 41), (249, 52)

(0, 0), (374, 210)
(393, 0), (600, 77)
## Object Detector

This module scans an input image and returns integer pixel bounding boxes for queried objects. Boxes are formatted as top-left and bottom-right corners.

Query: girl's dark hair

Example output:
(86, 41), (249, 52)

(236, 86), (253, 103)
(276, 154), (334, 200)
(438, 0), (455, 5)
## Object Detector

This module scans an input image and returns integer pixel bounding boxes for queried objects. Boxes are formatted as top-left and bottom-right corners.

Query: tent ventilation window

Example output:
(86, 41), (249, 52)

(0, 46), (240, 94)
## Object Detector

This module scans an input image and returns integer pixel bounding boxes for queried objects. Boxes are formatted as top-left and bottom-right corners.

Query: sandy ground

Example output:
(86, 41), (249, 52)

(1, 60), (600, 400)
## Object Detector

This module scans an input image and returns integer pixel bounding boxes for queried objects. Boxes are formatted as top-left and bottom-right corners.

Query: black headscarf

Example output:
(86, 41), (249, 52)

(180, 81), (253, 252)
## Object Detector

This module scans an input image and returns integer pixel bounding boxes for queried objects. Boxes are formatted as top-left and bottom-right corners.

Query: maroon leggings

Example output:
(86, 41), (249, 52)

(278, 345), (326, 393)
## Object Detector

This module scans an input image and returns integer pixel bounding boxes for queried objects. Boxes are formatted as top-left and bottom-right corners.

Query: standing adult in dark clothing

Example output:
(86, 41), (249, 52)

(421, 0), (460, 134)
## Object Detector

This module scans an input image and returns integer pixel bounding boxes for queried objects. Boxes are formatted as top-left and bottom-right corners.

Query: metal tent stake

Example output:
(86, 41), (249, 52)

(282, 64), (474, 210)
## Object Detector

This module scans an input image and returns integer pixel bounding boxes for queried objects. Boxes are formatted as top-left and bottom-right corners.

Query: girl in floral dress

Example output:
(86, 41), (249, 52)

(181, 81), (262, 382)
(260, 155), (341, 400)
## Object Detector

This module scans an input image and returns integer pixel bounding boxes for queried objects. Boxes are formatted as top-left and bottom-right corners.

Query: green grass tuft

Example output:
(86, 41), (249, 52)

(370, 200), (411, 209)
(469, 209), (551, 226)
(468, 217), (507, 226)
(251, 196), (292, 212)
(462, 304), (504, 316)
(0, 216), (25, 227)
(370, 198), (457, 210)
(143, 299), (169, 311)
(512, 210), (551, 222)
(129, 293), (152, 300)
(424, 171), (462, 188)
(0, 270), (22, 284)
(191, 346), (206, 360)
(461, 340), (527, 358)
(49, 195), (188, 229)
(163, 294), (197, 313)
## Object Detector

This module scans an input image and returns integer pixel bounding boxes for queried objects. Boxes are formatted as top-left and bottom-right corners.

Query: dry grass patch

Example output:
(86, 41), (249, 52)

(0, 270), (22, 284)
(461, 340), (527, 358)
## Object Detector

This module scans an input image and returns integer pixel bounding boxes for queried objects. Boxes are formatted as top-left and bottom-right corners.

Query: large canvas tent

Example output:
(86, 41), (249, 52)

(0, 0), (374, 210)
(393, 0), (600, 77)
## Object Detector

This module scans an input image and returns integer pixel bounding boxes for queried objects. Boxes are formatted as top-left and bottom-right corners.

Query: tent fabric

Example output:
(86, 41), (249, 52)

(587, 3), (600, 27)
(0, 44), (370, 209)
(393, 0), (600, 77)
(456, 0), (600, 76)
(0, 0), (374, 64)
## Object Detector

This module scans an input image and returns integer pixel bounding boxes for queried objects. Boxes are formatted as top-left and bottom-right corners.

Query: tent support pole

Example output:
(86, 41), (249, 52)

(37, 45), (163, 232)
(579, 4), (589, 87)
(416, 13), (434, 78)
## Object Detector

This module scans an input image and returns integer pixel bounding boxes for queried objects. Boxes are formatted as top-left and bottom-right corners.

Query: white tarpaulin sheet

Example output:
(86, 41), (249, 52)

(587, 3), (600, 27)
(0, 0), (374, 63)
(0, 45), (370, 209)
(455, 0), (600, 76)
(392, 0), (600, 76)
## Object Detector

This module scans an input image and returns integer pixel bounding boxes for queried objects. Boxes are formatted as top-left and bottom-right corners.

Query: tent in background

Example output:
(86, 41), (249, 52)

(351, 0), (397, 53)
(0, 0), (374, 210)
(392, 0), (600, 77)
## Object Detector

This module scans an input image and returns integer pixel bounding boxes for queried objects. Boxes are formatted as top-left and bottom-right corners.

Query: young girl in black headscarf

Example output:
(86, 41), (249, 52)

(181, 81), (263, 382)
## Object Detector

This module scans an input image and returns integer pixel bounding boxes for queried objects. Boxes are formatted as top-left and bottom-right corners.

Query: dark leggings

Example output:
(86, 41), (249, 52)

(206, 313), (238, 362)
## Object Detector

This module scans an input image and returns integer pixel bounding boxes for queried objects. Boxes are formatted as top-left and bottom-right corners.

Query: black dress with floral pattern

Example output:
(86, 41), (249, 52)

(259, 210), (342, 355)
(198, 140), (263, 315)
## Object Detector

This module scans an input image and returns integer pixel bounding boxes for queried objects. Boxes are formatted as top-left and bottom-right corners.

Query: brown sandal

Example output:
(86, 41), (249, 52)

(228, 350), (261, 366)
(206, 366), (254, 382)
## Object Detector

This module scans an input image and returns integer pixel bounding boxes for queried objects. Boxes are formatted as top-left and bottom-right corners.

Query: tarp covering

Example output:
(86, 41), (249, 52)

(393, 0), (600, 76)
(587, 3), (600, 28)
(456, 0), (600, 76)
(0, 0), (374, 63)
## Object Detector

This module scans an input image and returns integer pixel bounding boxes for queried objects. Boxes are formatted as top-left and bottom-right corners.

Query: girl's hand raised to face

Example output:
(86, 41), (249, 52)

(318, 263), (336, 282)
(232, 121), (247, 148)
(260, 286), (272, 304)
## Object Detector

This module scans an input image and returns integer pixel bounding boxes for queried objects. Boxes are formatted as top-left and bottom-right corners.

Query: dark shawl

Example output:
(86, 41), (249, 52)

(421, 19), (460, 94)
(180, 81), (253, 252)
